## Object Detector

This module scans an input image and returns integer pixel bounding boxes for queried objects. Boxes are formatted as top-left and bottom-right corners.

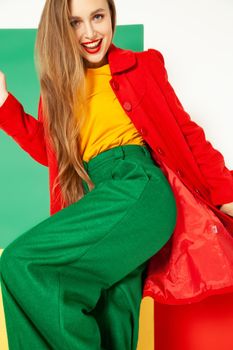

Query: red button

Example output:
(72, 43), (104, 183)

(156, 147), (165, 156)
(123, 101), (132, 111)
(112, 80), (119, 90)
(194, 188), (201, 194)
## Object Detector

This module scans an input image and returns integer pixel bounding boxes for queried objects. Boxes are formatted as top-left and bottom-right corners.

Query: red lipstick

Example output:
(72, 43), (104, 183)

(82, 39), (102, 54)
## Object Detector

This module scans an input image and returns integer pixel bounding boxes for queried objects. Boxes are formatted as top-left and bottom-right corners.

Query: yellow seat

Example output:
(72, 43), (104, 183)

(0, 249), (9, 350)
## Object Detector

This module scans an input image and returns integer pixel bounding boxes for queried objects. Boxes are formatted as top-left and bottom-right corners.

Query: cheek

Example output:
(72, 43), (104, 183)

(101, 20), (112, 35)
(72, 26), (84, 42)
(75, 30), (82, 41)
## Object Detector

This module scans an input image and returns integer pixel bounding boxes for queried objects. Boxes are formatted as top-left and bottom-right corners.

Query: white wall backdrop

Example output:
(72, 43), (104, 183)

(0, 0), (232, 167)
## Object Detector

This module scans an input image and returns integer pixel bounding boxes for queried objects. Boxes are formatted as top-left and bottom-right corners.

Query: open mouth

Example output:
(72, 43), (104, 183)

(82, 39), (102, 49)
(82, 39), (103, 54)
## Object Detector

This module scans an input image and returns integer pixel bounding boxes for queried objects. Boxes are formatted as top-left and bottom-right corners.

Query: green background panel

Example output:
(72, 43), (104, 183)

(0, 25), (144, 248)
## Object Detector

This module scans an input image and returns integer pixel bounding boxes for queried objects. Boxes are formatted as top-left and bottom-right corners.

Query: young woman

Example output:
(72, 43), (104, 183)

(0, 0), (233, 349)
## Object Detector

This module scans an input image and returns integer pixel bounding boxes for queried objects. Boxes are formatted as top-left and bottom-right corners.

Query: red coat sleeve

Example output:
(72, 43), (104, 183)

(0, 92), (48, 166)
(147, 48), (233, 206)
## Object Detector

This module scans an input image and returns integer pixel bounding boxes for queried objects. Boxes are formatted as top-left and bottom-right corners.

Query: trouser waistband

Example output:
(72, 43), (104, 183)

(82, 144), (153, 173)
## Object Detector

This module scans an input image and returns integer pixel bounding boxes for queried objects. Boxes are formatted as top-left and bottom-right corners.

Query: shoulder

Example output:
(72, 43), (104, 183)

(108, 43), (167, 76)
(108, 43), (165, 66)
(136, 48), (165, 66)
(132, 48), (168, 82)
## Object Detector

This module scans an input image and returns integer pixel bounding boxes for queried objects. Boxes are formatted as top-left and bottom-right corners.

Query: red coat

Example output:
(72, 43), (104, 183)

(1, 42), (233, 304)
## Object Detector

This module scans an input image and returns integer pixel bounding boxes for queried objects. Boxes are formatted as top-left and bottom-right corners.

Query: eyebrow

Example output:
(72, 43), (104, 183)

(69, 8), (106, 20)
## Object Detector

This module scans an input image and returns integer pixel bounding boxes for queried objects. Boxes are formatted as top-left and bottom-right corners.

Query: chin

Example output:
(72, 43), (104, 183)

(84, 54), (108, 68)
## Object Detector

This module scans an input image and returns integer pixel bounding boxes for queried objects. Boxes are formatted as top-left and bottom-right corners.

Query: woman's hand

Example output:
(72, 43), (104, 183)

(0, 70), (9, 107)
(219, 202), (233, 217)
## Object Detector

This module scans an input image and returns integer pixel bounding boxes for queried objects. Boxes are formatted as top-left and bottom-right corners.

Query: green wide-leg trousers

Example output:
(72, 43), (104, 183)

(0, 144), (177, 350)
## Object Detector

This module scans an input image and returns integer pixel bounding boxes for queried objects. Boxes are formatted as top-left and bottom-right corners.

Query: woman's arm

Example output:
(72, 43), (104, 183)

(147, 48), (233, 207)
(0, 92), (48, 167)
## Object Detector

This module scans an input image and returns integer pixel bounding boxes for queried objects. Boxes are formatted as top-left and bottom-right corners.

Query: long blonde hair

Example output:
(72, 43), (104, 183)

(35, 0), (117, 209)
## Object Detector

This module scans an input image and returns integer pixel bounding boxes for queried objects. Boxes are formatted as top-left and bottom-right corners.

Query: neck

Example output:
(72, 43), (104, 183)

(84, 55), (108, 69)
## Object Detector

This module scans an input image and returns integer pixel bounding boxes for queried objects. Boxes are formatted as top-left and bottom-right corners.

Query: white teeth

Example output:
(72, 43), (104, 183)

(82, 40), (101, 49)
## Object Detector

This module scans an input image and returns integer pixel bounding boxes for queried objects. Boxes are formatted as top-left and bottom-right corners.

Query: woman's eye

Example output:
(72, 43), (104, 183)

(70, 20), (80, 28)
(94, 14), (104, 21)
(70, 14), (104, 28)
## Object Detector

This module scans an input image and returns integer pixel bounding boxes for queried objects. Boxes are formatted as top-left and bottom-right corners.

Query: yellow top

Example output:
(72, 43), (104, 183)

(78, 63), (145, 162)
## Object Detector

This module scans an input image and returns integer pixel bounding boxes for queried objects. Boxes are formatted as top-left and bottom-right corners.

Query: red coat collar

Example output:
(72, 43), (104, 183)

(107, 42), (137, 74)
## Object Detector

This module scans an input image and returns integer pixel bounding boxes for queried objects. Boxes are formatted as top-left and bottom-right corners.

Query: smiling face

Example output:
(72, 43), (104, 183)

(69, 0), (113, 68)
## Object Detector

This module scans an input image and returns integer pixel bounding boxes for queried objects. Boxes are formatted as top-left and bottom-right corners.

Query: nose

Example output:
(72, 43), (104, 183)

(83, 21), (97, 40)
